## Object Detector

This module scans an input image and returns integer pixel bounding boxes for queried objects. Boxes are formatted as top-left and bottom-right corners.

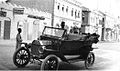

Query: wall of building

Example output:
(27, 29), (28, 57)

(81, 6), (90, 33)
(104, 15), (117, 41)
(86, 10), (103, 40)
(54, 0), (82, 32)
(0, 2), (14, 39)
(10, 0), (82, 33)
(0, 2), (51, 40)
(9, 0), (54, 13)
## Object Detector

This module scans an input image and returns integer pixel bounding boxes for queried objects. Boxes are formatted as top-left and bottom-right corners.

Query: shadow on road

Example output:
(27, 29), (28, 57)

(10, 56), (111, 70)
(11, 62), (86, 70)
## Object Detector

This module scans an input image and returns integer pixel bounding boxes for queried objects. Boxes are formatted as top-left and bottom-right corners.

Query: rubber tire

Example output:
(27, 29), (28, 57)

(41, 54), (59, 70)
(13, 47), (30, 68)
(85, 52), (95, 69)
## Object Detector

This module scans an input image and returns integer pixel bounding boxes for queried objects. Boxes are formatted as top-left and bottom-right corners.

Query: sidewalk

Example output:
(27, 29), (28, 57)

(0, 39), (16, 44)
(0, 39), (32, 46)
(98, 40), (119, 43)
(0, 39), (16, 47)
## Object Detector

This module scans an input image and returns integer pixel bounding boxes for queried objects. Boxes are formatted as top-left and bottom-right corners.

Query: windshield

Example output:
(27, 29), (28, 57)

(42, 26), (65, 38)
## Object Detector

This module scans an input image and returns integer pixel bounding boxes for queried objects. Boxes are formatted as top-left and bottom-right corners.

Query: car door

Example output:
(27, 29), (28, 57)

(60, 40), (84, 55)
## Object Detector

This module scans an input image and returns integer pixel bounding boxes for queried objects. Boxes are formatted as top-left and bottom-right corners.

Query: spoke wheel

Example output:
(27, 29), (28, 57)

(13, 47), (30, 68)
(85, 52), (95, 69)
(41, 55), (59, 70)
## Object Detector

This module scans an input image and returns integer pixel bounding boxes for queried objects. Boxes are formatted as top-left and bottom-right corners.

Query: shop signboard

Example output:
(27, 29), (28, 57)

(0, 11), (7, 17)
(28, 15), (45, 20)
(13, 8), (24, 14)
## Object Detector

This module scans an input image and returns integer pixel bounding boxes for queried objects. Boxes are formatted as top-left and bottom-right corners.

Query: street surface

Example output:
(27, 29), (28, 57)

(0, 40), (120, 71)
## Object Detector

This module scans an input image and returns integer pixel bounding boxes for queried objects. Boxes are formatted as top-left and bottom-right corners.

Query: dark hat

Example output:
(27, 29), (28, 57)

(18, 28), (22, 33)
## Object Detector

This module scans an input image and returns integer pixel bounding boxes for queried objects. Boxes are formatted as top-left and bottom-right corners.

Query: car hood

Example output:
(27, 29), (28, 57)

(31, 40), (52, 50)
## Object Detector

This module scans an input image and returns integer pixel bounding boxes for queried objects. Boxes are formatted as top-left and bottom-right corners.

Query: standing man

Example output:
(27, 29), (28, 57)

(16, 28), (22, 50)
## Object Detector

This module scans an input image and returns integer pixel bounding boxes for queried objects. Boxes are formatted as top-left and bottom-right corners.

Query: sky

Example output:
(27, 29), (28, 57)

(77, 0), (120, 18)
(0, 0), (120, 18)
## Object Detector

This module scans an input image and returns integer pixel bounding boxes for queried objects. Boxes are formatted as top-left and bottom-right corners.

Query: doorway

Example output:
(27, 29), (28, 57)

(4, 20), (11, 39)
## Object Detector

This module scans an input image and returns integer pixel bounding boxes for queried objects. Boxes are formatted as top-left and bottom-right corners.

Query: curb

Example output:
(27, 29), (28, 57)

(98, 41), (118, 43)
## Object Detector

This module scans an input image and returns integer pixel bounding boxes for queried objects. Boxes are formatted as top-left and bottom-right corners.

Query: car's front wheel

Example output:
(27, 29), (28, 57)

(41, 54), (59, 70)
(13, 47), (30, 68)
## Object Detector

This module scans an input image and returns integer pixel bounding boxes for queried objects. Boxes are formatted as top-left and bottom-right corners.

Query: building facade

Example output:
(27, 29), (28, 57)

(81, 6), (90, 34)
(81, 8), (104, 40)
(89, 10), (103, 40)
(104, 14), (117, 41)
(4, 0), (120, 41)
(10, 0), (82, 33)
(0, 2), (51, 40)
(54, 0), (82, 32)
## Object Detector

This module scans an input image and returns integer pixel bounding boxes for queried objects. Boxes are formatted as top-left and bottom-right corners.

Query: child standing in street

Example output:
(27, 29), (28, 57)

(16, 28), (22, 50)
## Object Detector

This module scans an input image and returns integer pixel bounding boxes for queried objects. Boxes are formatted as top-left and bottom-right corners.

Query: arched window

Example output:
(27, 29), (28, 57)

(78, 11), (80, 18)
(62, 5), (64, 11)
(75, 10), (77, 18)
(66, 6), (68, 13)
(57, 3), (60, 10)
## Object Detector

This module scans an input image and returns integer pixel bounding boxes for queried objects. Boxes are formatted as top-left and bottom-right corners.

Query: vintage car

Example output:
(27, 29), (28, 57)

(13, 26), (100, 70)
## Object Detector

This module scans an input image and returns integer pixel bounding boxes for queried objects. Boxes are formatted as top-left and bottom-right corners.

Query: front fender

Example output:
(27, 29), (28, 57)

(18, 46), (29, 51)
(21, 42), (32, 49)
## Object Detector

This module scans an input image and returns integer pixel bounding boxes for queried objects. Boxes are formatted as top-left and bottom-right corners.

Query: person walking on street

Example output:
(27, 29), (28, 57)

(16, 28), (22, 50)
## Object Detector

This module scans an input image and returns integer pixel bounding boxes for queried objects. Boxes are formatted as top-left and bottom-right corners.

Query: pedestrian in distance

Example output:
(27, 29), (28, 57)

(16, 28), (22, 50)
(61, 21), (65, 29)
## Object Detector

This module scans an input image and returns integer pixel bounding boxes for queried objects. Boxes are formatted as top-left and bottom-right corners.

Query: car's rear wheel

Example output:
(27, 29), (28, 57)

(84, 52), (95, 69)
(41, 54), (59, 70)
(13, 47), (30, 68)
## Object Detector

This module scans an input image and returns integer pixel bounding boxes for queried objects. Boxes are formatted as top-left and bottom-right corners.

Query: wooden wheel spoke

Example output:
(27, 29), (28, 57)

(17, 58), (26, 64)
(17, 59), (20, 64)
(19, 59), (22, 64)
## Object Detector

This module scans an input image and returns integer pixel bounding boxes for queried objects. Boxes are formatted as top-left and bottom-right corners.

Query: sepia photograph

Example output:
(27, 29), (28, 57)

(0, 0), (120, 71)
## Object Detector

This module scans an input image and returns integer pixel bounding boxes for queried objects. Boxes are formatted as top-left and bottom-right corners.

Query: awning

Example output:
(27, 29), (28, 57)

(106, 28), (112, 31)
(27, 15), (45, 20)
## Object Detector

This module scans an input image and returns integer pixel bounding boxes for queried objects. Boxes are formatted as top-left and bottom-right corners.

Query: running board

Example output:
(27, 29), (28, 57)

(68, 59), (84, 63)
(67, 56), (84, 63)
